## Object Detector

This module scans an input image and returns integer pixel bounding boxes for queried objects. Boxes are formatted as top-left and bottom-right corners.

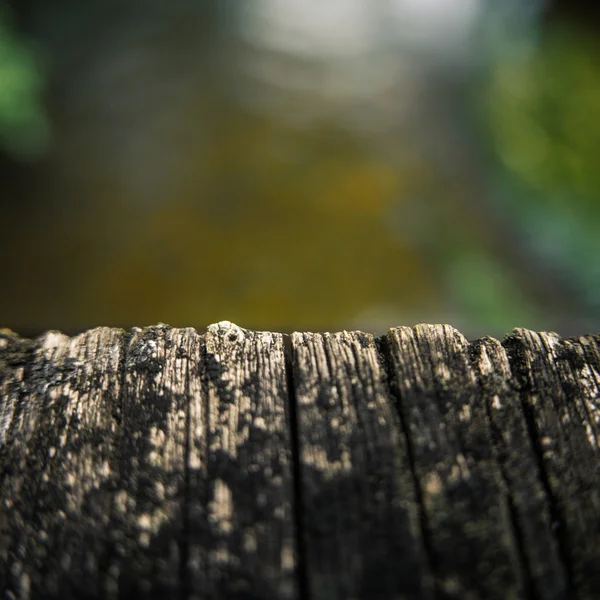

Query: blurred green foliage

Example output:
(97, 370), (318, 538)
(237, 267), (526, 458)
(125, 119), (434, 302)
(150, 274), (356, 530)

(484, 25), (600, 313)
(0, 11), (49, 158)
(0, 4), (598, 337)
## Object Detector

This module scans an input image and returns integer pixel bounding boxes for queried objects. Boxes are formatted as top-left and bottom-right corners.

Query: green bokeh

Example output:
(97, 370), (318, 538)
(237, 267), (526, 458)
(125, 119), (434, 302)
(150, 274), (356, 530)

(483, 25), (600, 314)
(0, 12), (50, 158)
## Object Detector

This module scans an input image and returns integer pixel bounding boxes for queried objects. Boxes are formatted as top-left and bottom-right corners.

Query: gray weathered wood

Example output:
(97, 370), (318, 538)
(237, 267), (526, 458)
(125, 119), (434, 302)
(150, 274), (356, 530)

(469, 335), (567, 600)
(503, 329), (600, 597)
(290, 330), (433, 599)
(0, 322), (296, 599)
(0, 322), (599, 599)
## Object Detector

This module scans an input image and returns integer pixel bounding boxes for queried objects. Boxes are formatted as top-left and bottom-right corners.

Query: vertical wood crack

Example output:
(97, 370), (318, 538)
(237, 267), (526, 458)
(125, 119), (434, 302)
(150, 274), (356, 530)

(468, 341), (536, 600)
(181, 331), (192, 600)
(502, 336), (576, 598)
(282, 333), (310, 600)
(375, 334), (438, 598)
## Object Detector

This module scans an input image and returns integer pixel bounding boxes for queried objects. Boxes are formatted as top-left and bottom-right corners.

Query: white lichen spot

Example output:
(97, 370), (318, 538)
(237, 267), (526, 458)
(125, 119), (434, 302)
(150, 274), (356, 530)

(434, 363), (451, 382)
(491, 395), (502, 410)
(149, 426), (166, 448)
(114, 490), (130, 513)
(210, 321), (243, 340)
(41, 331), (68, 349)
(155, 482), (165, 502)
(545, 333), (560, 349)
(458, 404), (471, 422)
(423, 472), (442, 496)
(48, 447), (56, 458)
(209, 479), (233, 534)
(584, 422), (598, 450)
(456, 453), (471, 479)
(20, 572), (30, 599)
(189, 452), (202, 469)
(138, 513), (152, 530)
(477, 348), (494, 376)
(448, 465), (461, 484)
(244, 530), (258, 553)
(281, 542), (295, 571)
(341, 449), (352, 471)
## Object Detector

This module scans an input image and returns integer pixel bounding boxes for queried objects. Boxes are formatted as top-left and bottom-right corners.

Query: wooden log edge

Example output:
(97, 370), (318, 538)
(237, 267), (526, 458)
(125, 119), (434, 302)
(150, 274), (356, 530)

(0, 322), (599, 599)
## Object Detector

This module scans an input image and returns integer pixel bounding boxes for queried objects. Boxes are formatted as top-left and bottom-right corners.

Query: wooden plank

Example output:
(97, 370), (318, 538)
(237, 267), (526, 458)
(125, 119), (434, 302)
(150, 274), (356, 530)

(290, 330), (433, 599)
(503, 329), (600, 599)
(384, 324), (524, 599)
(2, 322), (600, 599)
(469, 336), (568, 599)
(0, 327), (124, 599)
(110, 324), (191, 597)
(187, 322), (296, 599)
(0, 323), (298, 599)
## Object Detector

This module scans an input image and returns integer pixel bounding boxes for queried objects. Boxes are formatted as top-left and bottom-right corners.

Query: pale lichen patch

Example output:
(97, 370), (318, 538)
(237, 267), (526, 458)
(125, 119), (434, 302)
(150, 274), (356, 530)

(302, 445), (353, 478)
(458, 404), (471, 422)
(423, 472), (442, 496)
(281, 541), (295, 571)
(243, 530), (258, 553)
(209, 479), (233, 534)
(434, 362), (452, 382)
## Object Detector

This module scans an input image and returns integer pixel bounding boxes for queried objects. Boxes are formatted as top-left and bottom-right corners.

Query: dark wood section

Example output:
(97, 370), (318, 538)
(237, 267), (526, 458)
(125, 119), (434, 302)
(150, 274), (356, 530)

(1, 322), (599, 599)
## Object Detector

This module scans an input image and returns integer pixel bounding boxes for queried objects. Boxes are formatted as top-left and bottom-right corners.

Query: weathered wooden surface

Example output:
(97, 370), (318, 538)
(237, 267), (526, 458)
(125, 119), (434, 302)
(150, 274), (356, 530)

(0, 321), (599, 599)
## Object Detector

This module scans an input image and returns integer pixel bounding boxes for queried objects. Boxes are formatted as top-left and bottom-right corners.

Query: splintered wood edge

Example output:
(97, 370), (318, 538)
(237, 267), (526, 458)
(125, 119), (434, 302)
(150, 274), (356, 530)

(0, 320), (592, 346)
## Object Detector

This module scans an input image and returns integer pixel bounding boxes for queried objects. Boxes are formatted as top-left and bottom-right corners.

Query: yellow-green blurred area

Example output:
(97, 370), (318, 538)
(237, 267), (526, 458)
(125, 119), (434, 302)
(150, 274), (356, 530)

(1, 0), (599, 337)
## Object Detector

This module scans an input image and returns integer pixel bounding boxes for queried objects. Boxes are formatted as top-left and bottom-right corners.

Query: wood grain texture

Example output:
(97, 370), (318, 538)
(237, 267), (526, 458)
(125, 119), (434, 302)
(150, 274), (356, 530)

(503, 330), (600, 598)
(384, 325), (522, 599)
(290, 330), (433, 599)
(1, 323), (599, 599)
(469, 336), (567, 600)
(193, 322), (296, 600)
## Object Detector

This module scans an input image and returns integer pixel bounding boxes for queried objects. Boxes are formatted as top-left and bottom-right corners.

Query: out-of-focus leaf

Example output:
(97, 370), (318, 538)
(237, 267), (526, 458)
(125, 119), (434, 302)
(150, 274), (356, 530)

(0, 12), (50, 158)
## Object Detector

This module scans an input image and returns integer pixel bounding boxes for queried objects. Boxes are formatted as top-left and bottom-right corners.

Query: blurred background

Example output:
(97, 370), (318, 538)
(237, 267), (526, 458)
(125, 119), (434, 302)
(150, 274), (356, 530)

(1, 0), (599, 338)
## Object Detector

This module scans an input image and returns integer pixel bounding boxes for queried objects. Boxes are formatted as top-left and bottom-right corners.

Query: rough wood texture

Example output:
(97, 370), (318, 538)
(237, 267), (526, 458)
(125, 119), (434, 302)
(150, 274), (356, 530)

(0, 322), (599, 599)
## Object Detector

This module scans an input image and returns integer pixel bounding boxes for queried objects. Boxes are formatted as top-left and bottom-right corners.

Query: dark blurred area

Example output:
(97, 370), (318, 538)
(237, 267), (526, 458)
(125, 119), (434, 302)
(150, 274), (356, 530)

(1, 0), (599, 338)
